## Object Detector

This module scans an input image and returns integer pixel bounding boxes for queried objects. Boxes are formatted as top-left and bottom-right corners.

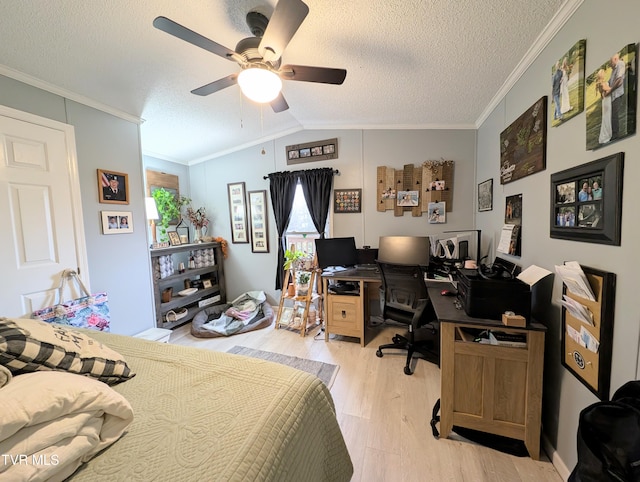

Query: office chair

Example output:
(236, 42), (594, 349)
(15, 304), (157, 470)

(375, 261), (439, 375)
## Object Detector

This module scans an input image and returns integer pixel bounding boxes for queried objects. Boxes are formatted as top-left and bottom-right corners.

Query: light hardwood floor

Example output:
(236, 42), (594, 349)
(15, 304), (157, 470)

(170, 322), (562, 482)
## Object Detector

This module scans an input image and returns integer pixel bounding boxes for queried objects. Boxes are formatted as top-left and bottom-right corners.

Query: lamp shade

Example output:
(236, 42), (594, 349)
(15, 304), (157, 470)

(145, 197), (159, 220)
(238, 67), (282, 103)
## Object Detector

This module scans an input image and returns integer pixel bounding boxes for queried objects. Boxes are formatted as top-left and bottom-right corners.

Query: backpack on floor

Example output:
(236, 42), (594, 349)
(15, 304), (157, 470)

(569, 381), (640, 482)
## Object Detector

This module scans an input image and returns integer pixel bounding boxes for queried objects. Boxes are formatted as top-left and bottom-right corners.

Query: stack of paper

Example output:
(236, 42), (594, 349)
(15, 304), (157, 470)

(517, 265), (553, 286)
(554, 261), (595, 301)
(560, 295), (594, 325)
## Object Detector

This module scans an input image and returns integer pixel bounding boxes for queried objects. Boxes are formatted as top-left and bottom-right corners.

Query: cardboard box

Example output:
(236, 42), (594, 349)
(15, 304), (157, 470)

(501, 313), (526, 327)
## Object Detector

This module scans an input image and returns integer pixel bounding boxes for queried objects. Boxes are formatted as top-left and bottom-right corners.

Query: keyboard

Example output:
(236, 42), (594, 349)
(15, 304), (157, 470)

(355, 264), (377, 271)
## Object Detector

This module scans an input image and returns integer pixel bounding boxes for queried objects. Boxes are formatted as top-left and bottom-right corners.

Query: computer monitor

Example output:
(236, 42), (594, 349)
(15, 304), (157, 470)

(314, 237), (359, 270)
(377, 236), (430, 266)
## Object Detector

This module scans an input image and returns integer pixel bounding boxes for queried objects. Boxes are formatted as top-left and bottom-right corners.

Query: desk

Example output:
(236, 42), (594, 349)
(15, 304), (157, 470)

(321, 269), (381, 346)
(427, 281), (546, 460)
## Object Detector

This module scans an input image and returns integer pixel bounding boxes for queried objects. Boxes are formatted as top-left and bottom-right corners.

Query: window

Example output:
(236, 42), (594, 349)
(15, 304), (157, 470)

(285, 183), (329, 255)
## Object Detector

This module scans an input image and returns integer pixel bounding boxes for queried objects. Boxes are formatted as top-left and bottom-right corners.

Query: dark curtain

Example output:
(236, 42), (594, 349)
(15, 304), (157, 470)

(298, 168), (334, 239)
(268, 171), (298, 290)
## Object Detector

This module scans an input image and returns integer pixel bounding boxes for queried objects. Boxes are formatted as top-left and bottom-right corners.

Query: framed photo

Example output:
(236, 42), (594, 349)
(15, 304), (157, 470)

(248, 190), (269, 253)
(334, 189), (362, 213)
(478, 178), (493, 212)
(101, 211), (133, 234)
(227, 182), (249, 244)
(397, 190), (419, 207)
(168, 231), (181, 246)
(286, 137), (338, 165)
(427, 201), (446, 224)
(551, 39), (586, 127)
(98, 169), (129, 204)
(561, 264), (616, 400)
(500, 96), (547, 184)
(202, 279), (213, 289)
(550, 152), (624, 245)
(585, 43), (637, 150)
(146, 169), (181, 226)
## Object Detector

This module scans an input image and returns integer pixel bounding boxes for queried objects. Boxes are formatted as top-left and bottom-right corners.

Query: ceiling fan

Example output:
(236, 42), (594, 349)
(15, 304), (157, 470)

(153, 0), (347, 113)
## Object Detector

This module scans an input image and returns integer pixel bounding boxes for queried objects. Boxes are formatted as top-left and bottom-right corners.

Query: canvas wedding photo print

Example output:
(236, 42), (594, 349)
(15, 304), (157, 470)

(585, 43), (637, 150)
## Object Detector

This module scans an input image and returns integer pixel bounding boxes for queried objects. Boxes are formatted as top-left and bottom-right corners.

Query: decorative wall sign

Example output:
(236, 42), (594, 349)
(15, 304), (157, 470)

(478, 178), (493, 212)
(551, 39), (586, 127)
(561, 264), (616, 400)
(98, 169), (129, 204)
(500, 96), (547, 184)
(334, 189), (361, 213)
(101, 211), (133, 234)
(585, 43), (637, 150)
(550, 152), (623, 245)
(227, 182), (249, 244)
(248, 190), (269, 253)
(286, 138), (338, 165)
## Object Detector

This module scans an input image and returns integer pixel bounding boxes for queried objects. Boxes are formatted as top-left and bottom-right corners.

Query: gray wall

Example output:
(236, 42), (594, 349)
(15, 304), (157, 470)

(476, 0), (640, 470)
(0, 75), (155, 336)
(189, 128), (477, 308)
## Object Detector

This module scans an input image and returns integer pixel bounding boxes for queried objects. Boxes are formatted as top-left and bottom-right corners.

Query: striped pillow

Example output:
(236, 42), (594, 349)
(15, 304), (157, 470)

(0, 317), (134, 385)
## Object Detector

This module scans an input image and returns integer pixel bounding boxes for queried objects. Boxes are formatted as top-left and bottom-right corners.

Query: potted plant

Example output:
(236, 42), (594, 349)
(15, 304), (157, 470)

(295, 271), (312, 297)
(283, 247), (306, 271)
(152, 189), (190, 242)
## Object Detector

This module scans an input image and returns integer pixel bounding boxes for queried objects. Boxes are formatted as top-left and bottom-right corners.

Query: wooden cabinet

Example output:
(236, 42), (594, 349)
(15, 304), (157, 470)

(439, 321), (545, 459)
(150, 242), (226, 329)
(323, 278), (365, 346)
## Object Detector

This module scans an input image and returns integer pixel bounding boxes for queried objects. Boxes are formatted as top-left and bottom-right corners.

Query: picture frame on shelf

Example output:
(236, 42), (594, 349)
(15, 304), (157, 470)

(98, 169), (129, 204)
(101, 211), (133, 234)
(550, 152), (623, 245)
(168, 231), (182, 246)
(202, 279), (213, 289)
(227, 182), (249, 244)
(478, 178), (493, 212)
(248, 190), (269, 253)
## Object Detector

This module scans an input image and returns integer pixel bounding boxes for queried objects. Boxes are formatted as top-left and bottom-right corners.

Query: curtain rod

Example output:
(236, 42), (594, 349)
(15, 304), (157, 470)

(263, 169), (339, 180)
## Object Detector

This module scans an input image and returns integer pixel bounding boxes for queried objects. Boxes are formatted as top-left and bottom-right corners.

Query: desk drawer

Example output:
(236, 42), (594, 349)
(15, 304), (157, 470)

(330, 300), (359, 323)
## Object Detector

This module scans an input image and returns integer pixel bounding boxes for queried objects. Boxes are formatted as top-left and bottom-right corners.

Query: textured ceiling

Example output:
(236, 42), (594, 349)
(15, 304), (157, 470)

(0, 0), (569, 164)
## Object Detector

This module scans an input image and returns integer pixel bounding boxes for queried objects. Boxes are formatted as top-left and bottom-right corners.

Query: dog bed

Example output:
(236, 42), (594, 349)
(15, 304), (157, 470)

(191, 301), (274, 338)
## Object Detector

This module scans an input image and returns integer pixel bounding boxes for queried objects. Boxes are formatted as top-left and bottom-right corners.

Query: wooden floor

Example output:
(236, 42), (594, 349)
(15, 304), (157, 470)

(170, 321), (562, 482)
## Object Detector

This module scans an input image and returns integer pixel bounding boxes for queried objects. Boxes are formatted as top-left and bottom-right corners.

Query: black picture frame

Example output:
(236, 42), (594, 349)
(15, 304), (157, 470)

(334, 189), (362, 213)
(550, 152), (624, 245)
(248, 190), (270, 253)
(477, 178), (493, 212)
(227, 182), (249, 244)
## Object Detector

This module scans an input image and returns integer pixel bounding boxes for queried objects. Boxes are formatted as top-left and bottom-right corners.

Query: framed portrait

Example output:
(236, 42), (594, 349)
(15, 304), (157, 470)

(478, 178), (493, 212)
(551, 39), (586, 127)
(227, 182), (249, 244)
(202, 279), (213, 289)
(550, 152), (624, 245)
(168, 231), (181, 246)
(334, 189), (362, 213)
(585, 44), (637, 150)
(98, 169), (129, 204)
(248, 190), (269, 253)
(101, 211), (133, 234)
(500, 96), (547, 184)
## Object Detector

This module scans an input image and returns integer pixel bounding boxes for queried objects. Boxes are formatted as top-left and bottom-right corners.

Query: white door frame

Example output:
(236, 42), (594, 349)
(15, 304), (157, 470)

(0, 104), (90, 288)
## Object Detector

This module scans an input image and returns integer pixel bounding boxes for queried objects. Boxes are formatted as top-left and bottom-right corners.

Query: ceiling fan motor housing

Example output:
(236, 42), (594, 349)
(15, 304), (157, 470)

(235, 36), (280, 69)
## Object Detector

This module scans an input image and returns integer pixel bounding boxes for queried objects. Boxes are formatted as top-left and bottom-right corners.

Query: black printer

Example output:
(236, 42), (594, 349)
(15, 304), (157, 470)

(455, 258), (531, 322)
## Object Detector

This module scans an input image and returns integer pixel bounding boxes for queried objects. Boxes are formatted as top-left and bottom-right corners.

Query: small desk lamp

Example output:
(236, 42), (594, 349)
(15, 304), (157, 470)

(145, 197), (159, 245)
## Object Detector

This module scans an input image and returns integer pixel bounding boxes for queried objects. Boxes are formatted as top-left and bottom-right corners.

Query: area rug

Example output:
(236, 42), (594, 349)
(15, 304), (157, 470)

(227, 346), (339, 389)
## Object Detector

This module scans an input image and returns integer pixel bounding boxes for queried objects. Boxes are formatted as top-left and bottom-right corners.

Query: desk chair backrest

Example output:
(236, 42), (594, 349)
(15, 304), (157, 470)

(376, 261), (430, 326)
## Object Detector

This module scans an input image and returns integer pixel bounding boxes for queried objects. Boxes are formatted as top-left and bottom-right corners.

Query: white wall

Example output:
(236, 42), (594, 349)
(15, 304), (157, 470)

(476, 0), (640, 470)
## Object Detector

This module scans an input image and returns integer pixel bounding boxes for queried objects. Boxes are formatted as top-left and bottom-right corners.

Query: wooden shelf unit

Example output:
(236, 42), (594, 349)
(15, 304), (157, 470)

(150, 242), (226, 329)
(275, 269), (323, 336)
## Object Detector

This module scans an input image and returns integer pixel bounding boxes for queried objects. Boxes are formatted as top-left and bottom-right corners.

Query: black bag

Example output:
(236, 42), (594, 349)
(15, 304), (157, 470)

(569, 381), (640, 482)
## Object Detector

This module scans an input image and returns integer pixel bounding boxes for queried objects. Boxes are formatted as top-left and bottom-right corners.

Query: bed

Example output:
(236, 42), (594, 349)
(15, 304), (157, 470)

(0, 320), (353, 482)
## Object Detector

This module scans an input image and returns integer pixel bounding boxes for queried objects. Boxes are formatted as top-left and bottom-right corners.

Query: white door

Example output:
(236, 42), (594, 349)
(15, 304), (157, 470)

(0, 105), (89, 317)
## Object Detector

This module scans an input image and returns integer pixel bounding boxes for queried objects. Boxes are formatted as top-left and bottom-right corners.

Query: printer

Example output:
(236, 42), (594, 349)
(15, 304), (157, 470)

(456, 257), (531, 322)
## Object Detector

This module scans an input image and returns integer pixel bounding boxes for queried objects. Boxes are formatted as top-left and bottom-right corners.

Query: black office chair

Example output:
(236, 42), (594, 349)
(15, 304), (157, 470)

(375, 261), (439, 375)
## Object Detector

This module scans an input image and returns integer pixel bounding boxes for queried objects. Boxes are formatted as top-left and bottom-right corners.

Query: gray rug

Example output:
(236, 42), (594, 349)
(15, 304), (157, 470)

(227, 346), (339, 389)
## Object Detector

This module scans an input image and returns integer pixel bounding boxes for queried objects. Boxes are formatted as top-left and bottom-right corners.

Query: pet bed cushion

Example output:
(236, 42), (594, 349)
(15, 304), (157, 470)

(191, 301), (274, 338)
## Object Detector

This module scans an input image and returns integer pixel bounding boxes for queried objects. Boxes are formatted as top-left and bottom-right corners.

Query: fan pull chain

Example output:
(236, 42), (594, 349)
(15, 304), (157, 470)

(260, 105), (266, 155)
(239, 89), (244, 129)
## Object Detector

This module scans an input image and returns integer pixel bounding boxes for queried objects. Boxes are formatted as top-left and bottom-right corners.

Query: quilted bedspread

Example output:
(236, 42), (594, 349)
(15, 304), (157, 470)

(69, 331), (353, 481)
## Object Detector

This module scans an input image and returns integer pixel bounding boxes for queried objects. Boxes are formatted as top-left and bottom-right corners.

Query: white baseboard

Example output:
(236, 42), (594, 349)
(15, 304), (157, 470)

(542, 434), (571, 481)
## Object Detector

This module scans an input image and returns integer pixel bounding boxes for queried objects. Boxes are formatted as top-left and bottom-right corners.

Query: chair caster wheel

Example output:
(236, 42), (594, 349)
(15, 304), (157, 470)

(404, 366), (413, 375)
(376, 349), (383, 358)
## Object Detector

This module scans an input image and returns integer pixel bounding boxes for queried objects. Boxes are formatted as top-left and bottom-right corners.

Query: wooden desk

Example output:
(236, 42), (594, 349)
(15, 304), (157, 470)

(427, 282), (546, 460)
(321, 269), (381, 346)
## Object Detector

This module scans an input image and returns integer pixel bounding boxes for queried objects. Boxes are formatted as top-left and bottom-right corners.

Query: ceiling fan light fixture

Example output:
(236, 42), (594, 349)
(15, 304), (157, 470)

(238, 67), (282, 103)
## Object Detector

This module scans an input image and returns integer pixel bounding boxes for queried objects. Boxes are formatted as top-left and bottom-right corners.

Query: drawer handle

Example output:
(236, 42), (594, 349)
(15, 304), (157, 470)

(341, 310), (346, 318)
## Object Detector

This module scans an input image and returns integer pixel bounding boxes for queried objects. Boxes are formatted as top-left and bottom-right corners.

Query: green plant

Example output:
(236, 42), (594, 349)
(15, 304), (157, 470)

(152, 189), (190, 241)
(296, 271), (311, 285)
(283, 248), (305, 271)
